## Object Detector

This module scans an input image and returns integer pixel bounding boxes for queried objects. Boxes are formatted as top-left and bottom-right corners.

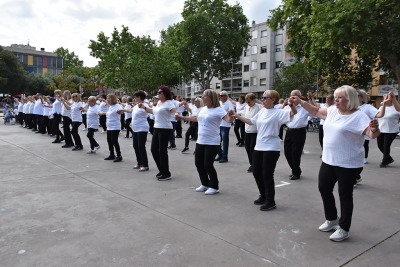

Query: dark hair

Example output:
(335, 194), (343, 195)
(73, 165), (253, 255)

(101, 94), (107, 100)
(133, 90), (146, 100)
(158, 85), (172, 100)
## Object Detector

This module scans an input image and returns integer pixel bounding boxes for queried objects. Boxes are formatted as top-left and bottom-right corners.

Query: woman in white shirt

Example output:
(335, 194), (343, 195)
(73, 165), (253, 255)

(123, 97), (133, 138)
(231, 95), (247, 147)
(140, 86), (177, 181)
(291, 85), (380, 242)
(60, 90), (75, 148)
(98, 94), (124, 162)
(238, 93), (263, 172)
(234, 90), (297, 210)
(80, 96), (100, 154)
(81, 97), (88, 131)
(62, 93), (83, 150)
(376, 91), (400, 167)
(176, 89), (234, 195)
(99, 95), (108, 133)
(50, 90), (64, 143)
(17, 99), (24, 126)
(181, 97), (204, 153)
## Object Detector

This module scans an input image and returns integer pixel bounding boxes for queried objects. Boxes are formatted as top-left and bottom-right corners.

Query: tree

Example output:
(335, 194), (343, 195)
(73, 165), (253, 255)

(26, 73), (53, 95)
(0, 47), (28, 94)
(47, 70), (80, 93)
(267, 0), (400, 88)
(54, 47), (83, 74)
(164, 0), (250, 90)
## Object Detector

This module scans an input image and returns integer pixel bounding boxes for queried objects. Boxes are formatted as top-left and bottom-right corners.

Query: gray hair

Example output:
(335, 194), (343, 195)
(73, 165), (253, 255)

(291, 90), (301, 97)
(357, 89), (368, 104)
(334, 85), (359, 110)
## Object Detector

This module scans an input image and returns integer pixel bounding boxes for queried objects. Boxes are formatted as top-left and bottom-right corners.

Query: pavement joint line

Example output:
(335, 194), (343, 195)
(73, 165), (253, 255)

(340, 230), (400, 267)
(1, 137), (284, 266)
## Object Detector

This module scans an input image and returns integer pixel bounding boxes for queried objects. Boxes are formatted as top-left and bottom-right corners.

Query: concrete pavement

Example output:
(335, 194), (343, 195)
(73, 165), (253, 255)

(0, 122), (399, 267)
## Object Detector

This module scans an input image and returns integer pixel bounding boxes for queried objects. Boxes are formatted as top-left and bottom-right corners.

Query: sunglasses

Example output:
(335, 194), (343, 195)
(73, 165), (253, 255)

(261, 96), (271, 100)
(158, 91), (163, 95)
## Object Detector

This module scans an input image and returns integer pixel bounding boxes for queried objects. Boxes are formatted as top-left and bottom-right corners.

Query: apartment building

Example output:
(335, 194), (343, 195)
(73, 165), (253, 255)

(1, 44), (63, 75)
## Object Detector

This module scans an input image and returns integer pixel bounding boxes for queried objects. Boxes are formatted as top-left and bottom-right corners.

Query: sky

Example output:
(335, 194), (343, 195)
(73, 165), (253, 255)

(0, 0), (281, 67)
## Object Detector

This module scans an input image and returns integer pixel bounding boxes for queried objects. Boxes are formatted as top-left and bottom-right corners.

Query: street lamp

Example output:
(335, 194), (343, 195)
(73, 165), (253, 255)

(78, 60), (83, 93)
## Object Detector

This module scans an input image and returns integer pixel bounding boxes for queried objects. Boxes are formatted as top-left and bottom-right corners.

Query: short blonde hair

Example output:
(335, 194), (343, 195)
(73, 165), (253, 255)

(54, 90), (62, 96)
(203, 89), (220, 108)
(63, 90), (71, 100)
(107, 94), (118, 105)
(245, 93), (256, 102)
(71, 93), (81, 102)
(88, 96), (97, 102)
(263, 90), (280, 105)
(194, 97), (204, 107)
(334, 85), (359, 110)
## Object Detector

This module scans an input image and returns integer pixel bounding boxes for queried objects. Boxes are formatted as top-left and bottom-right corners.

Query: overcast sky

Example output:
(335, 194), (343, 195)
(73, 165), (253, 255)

(0, 0), (281, 67)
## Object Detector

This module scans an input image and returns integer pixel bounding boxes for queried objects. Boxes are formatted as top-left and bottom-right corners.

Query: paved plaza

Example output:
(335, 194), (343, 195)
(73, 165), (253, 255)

(0, 122), (399, 267)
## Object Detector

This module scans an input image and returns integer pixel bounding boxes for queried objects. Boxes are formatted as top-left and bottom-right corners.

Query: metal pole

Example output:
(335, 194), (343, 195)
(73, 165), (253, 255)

(230, 61), (233, 95)
(316, 70), (319, 102)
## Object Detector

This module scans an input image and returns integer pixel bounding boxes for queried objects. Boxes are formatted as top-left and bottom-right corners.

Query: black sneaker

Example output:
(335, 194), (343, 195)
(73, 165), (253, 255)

(170, 145), (177, 150)
(260, 202), (276, 211)
(158, 174), (171, 181)
(156, 173), (163, 178)
(387, 159), (394, 165)
(380, 162), (388, 168)
(182, 147), (189, 153)
(62, 144), (72, 148)
(113, 156), (123, 162)
(253, 195), (265, 205)
(238, 143), (245, 147)
(215, 155), (221, 161)
(247, 166), (253, 172)
(104, 155), (116, 160)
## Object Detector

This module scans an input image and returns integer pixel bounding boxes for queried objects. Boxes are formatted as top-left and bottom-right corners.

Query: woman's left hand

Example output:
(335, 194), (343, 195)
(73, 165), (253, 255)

(369, 119), (379, 131)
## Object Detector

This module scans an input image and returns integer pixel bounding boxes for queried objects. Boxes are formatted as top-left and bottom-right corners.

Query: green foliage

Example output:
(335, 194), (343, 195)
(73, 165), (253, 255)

(54, 47), (83, 75)
(26, 73), (53, 95)
(267, 0), (400, 87)
(163, 0), (251, 90)
(0, 46), (28, 94)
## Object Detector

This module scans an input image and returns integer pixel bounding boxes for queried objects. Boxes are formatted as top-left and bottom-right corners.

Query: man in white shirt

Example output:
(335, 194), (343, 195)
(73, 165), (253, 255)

(168, 92), (180, 149)
(215, 90), (234, 163)
(175, 95), (185, 138)
(283, 90), (312, 180)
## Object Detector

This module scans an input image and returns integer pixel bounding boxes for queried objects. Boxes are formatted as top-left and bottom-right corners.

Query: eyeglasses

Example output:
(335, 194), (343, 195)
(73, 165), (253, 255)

(158, 91), (163, 95)
(261, 96), (271, 100)
(219, 94), (227, 97)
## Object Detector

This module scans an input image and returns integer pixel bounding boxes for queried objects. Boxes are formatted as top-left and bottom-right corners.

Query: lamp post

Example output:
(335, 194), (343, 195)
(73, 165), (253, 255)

(78, 60), (83, 93)
(230, 60), (233, 96)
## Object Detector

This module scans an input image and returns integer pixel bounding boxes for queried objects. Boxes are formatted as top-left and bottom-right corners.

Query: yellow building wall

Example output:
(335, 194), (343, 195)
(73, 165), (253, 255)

(43, 68), (48, 74)
(28, 55), (33, 65)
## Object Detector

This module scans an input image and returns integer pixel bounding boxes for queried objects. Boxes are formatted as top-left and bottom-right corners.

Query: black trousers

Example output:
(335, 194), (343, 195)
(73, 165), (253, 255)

(18, 112), (24, 125)
(35, 114), (42, 131)
(377, 132), (398, 164)
(234, 119), (245, 144)
(23, 113), (28, 127)
(71, 122), (82, 147)
(284, 127), (307, 177)
(125, 118), (133, 138)
(29, 114), (35, 129)
(185, 122), (198, 148)
(279, 124), (286, 140)
(363, 140), (369, 159)
(318, 162), (362, 232)
(120, 113), (126, 130)
(318, 125), (324, 149)
(62, 116), (74, 146)
(48, 119), (54, 135)
(252, 150), (280, 203)
(151, 128), (172, 176)
(176, 120), (182, 137)
(107, 130), (121, 156)
(41, 116), (49, 134)
(195, 144), (220, 190)
(244, 132), (257, 166)
(99, 115), (107, 131)
(133, 131), (148, 167)
(53, 114), (63, 140)
(87, 128), (99, 150)
(148, 118), (155, 135)
(82, 114), (87, 128)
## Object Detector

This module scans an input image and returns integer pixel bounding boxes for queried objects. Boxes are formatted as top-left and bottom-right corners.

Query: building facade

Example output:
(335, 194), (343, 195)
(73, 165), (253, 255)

(1, 44), (63, 75)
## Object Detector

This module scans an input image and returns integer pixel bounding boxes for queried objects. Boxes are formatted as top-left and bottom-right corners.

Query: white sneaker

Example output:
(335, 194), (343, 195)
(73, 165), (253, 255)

(318, 217), (339, 232)
(93, 146), (100, 152)
(195, 185), (209, 192)
(87, 150), (95, 154)
(100, 131), (105, 134)
(205, 188), (219, 195)
(329, 227), (349, 242)
(364, 158), (368, 164)
(82, 128), (87, 131)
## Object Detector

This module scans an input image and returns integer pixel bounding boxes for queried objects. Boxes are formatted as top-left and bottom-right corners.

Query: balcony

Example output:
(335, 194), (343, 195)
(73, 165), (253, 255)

(222, 71), (243, 80)
(378, 85), (399, 96)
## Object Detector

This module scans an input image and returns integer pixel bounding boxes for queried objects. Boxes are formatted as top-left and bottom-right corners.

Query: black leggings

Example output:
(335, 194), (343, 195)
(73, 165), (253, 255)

(87, 128), (99, 150)
(62, 116), (74, 146)
(107, 130), (121, 156)
(99, 115), (107, 131)
(234, 119), (245, 143)
(244, 132), (257, 166)
(252, 151), (280, 203)
(377, 132), (398, 163)
(318, 125), (324, 149)
(195, 144), (220, 190)
(53, 114), (63, 140)
(82, 114), (87, 128)
(318, 162), (362, 232)
(151, 128), (172, 175)
(71, 122), (82, 147)
(125, 118), (133, 138)
(185, 122), (198, 148)
(363, 140), (369, 159)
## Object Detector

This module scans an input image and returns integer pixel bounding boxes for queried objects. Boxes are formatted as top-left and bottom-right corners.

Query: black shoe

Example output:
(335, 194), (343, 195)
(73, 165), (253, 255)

(215, 155), (221, 161)
(289, 174), (294, 178)
(156, 173), (163, 178)
(72, 146), (83, 151)
(247, 166), (253, 172)
(113, 156), (123, 162)
(219, 158), (228, 163)
(260, 202), (276, 211)
(62, 144), (72, 148)
(254, 195), (266, 205)
(59, 137), (65, 142)
(52, 139), (61, 143)
(387, 159), (394, 165)
(104, 155), (116, 160)
(380, 162), (388, 168)
(35, 131), (41, 134)
(236, 142), (241, 146)
(190, 138), (197, 141)
(290, 175), (300, 180)
(176, 135), (182, 138)
(182, 147), (189, 153)
(238, 143), (245, 147)
(158, 174), (171, 181)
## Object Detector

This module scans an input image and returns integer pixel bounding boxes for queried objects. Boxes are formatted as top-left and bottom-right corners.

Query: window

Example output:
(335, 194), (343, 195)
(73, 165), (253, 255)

(57, 58), (63, 68)
(251, 61), (257, 70)
(252, 46), (257, 54)
(244, 49), (249, 57)
(260, 78), (267, 85)
(250, 77), (257, 86)
(275, 61), (282, 68)
(251, 30), (258, 39)
(260, 62), (266, 69)
(243, 80), (249, 87)
(37, 57), (42, 66)
(261, 30), (267, 37)
(261, 46), (267, 53)
(276, 44), (282, 52)
(243, 65), (249, 72)
(216, 83), (221, 89)
(33, 56), (38, 66)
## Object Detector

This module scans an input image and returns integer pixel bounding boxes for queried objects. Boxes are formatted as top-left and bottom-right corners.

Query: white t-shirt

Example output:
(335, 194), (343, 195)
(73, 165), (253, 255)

(81, 102), (88, 115)
(322, 106), (370, 168)
(23, 103), (29, 114)
(236, 102), (247, 113)
(100, 101), (109, 112)
(197, 106), (227, 145)
(251, 108), (291, 151)
(71, 102), (83, 122)
(170, 99), (179, 122)
(33, 99), (43, 115)
(124, 104), (132, 119)
(52, 99), (62, 114)
(177, 102), (185, 114)
(359, 103), (379, 140)
(239, 103), (263, 133)
(219, 100), (234, 127)
(377, 105), (400, 133)
(42, 104), (49, 116)
(153, 100), (175, 129)
(192, 106), (203, 116)
(285, 104), (311, 128)
(87, 105), (99, 129)
(132, 103), (149, 132)
(106, 104), (122, 130)
(18, 102), (24, 112)
(29, 102), (34, 114)
(61, 100), (72, 118)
